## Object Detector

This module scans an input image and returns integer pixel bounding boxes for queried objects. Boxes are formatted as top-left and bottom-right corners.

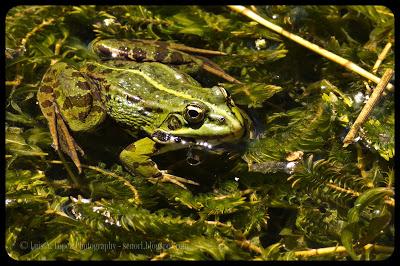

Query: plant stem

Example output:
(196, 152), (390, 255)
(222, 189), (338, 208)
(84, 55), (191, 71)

(343, 69), (394, 147)
(227, 5), (394, 92)
(56, 150), (81, 188)
(235, 239), (263, 254)
(84, 164), (141, 205)
(293, 244), (394, 258)
(326, 183), (360, 197)
(326, 182), (394, 207)
(372, 42), (392, 74)
(21, 18), (55, 47)
(355, 143), (369, 180)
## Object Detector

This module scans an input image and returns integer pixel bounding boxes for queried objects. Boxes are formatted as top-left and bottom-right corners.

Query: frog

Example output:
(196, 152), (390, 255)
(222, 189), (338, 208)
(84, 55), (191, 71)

(37, 39), (248, 188)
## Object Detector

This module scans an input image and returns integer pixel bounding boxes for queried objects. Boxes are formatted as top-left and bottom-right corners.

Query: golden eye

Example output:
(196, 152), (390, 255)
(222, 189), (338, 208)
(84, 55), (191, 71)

(184, 103), (206, 124)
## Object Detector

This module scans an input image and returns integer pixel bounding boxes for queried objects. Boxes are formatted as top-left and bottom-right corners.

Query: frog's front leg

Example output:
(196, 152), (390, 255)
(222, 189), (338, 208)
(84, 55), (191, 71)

(119, 137), (199, 189)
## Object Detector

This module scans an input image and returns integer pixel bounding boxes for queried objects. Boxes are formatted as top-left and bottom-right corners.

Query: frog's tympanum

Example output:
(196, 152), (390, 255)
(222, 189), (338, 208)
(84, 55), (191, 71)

(37, 39), (248, 188)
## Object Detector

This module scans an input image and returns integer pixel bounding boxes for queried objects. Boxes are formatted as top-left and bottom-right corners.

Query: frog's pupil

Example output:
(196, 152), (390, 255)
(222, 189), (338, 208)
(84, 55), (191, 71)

(188, 109), (199, 118)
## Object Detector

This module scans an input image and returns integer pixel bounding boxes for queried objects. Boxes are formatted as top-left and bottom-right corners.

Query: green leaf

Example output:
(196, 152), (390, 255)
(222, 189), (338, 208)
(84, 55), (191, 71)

(6, 126), (47, 157)
(341, 188), (393, 260)
(360, 116), (394, 161)
(224, 83), (283, 108)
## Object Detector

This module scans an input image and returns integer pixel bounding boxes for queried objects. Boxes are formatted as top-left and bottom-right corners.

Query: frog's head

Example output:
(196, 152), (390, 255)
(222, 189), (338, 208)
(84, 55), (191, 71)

(152, 86), (248, 149)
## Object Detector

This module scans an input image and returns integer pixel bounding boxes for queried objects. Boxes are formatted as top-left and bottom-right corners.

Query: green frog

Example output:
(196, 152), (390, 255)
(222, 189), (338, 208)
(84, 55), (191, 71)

(37, 39), (248, 188)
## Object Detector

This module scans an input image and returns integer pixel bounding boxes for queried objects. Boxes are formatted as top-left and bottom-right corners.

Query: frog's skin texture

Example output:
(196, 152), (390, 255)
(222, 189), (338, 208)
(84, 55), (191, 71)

(37, 39), (247, 188)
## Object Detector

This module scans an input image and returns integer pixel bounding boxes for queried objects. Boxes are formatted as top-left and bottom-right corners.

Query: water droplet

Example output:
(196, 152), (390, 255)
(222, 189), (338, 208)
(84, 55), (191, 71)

(353, 92), (365, 104)
(285, 162), (298, 174)
(255, 38), (266, 50)
(103, 18), (115, 26)
(373, 209), (381, 215)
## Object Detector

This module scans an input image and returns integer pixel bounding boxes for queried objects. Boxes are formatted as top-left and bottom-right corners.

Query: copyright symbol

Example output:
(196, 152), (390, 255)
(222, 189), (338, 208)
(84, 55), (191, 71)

(19, 241), (28, 250)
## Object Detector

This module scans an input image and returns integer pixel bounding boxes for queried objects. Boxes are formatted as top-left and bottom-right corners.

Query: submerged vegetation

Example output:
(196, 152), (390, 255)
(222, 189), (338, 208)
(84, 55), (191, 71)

(5, 5), (394, 260)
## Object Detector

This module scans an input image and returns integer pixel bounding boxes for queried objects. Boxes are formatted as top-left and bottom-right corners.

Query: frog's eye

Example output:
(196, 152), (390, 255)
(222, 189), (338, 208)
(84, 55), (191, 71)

(184, 103), (206, 124)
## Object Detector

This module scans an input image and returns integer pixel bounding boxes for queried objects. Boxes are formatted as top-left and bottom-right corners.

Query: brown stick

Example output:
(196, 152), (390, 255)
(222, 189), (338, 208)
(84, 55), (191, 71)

(169, 43), (227, 55)
(372, 42), (392, 74)
(227, 6), (394, 92)
(343, 69), (394, 147)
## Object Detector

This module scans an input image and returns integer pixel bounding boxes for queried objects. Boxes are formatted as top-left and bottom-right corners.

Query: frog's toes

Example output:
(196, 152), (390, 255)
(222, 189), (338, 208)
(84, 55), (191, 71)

(54, 109), (85, 173)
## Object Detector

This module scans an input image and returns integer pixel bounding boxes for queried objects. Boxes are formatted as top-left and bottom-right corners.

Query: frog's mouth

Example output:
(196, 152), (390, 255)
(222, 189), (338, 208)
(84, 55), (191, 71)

(151, 130), (233, 150)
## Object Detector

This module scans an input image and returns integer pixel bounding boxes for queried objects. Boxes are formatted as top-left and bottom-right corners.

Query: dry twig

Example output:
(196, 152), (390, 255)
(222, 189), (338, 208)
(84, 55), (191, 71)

(343, 69), (394, 147)
(372, 42), (392, 74)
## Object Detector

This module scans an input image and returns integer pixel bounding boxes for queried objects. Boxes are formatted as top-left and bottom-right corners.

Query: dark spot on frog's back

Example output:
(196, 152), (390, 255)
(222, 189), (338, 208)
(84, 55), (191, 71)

(76, 81), (91, 90)
(63, 94), (93, 109)
(92, 89), (102, 102)
(101, 68), (113, 74)
(155, 48), (168, 62)
(39, 85), (53, 93)
(103, 84), (111, 92)
(86, 64), (96, 72)
(170, 51), (184, 63)
(130, 48), (146, 62)
(114, 62), (125, 68)
(97, 45), (112, 57)
(71, 71), (82, 78)
(40, 100), (53, 108)
(144, 106), (154, 113)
